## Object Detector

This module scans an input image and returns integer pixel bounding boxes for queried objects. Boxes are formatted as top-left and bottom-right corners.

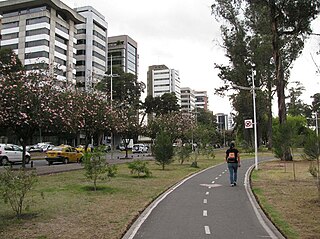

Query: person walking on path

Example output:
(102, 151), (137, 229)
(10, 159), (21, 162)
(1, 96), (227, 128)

(226, 142), (240, 186)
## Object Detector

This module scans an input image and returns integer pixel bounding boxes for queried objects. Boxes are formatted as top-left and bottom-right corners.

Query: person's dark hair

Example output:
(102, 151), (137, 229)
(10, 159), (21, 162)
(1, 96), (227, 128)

(230, 142), (235, 148)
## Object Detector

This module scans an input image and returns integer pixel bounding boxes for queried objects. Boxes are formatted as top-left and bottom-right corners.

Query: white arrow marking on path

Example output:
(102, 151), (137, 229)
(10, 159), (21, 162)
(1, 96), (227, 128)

(204, 226), (211, 234)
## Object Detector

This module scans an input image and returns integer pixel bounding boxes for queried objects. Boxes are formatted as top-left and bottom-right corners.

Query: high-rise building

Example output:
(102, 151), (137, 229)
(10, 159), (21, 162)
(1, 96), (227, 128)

(216, 113), (228, 131)
(181, 87), (196, 112)
(107, 35), (138, 76)
(147, 64), (181, 105)
(195, 90), (209, 111)
(74, 6), (108, 92)
(0, 0), (84, 86)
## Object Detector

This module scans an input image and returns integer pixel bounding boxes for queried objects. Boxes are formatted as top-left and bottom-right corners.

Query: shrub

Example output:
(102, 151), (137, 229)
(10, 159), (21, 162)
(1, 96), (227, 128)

(154, 131), (174, 170)
(176, 144), (192, 164)
(128, 160), (151, 178)
(0, 168), (37, 217)
(82, 146), (117, 191)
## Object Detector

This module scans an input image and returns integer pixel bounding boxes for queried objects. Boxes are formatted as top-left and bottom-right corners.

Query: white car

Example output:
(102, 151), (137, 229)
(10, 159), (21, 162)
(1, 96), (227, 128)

(132, 144), (148, 154)
(0, 144), (31, 165)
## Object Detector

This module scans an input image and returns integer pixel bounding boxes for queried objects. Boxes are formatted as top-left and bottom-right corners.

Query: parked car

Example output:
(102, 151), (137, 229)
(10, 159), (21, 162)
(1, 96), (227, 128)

(132, 144), (148, 154)
(38, 143), (54, 152)
(27, 142), (53, 152)
(45, 145), (84, 165)
(0, 144), (31, 165)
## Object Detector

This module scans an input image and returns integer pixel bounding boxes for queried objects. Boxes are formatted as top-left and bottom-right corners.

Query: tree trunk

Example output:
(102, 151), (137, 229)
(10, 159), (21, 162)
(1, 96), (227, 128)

(270, 0), (291, 160)
(267, 76), (273, 149)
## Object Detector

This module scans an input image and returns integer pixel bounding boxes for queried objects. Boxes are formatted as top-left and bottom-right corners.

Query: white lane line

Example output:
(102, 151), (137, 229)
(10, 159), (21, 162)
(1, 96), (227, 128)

(219, 174), (222, 177)
(215, 177), (219, 180)
(208, 186), (211, 189)
(206, 191), (209, 195)
(204, 226), (211, 234)
(203, 210), (207, 217)
(211, 180), (215, 184)
(203, 199), (207, 204)
(222, 171), (225, 174)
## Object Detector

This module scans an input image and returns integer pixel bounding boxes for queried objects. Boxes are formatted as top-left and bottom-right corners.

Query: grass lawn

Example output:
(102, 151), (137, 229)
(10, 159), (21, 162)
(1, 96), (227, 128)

(0, 150), (227, 239)
(1, 150), (317, 239)
(251, 159), (320, 239)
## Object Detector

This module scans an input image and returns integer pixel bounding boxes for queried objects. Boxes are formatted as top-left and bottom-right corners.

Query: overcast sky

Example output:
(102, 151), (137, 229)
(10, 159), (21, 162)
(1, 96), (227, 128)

(61, 1), (320, 114)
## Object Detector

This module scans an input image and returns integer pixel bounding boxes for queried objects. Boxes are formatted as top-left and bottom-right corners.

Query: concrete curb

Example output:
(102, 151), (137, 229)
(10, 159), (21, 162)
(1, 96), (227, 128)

(245, 165), (286, 239)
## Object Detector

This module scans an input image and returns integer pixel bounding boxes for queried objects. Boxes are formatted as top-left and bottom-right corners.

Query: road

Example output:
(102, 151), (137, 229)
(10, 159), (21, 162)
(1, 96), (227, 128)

(0, 151), (153, 175)
(123, 157), (284, 239)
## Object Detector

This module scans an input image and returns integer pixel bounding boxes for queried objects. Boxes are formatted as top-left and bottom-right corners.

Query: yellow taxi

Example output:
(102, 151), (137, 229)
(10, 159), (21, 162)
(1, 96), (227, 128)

(45, 145), (84, 165)
(75, 145), (92, 153)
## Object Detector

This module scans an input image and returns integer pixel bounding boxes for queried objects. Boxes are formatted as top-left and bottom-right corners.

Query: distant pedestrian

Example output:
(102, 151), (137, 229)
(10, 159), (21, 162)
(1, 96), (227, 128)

(226, 142), (240, 186)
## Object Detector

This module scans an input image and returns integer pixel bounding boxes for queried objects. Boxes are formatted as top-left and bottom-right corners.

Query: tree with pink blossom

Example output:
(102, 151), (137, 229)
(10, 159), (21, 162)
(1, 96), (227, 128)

(0, 50), (59, 167)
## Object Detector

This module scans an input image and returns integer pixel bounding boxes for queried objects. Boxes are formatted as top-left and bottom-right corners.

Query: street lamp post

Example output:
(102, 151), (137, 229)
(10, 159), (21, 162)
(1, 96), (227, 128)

(252, 70), (258, 170)
(233, 70), (259, 170)
(105, 55), (119, 159)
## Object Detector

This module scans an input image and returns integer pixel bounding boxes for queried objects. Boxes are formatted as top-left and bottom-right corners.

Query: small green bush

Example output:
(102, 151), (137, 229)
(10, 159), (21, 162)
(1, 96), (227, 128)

(176, 145), (192, 164)
(0, 168), (37, 217)
(82, 146), (117, 191)
(128, 160), (151, 178)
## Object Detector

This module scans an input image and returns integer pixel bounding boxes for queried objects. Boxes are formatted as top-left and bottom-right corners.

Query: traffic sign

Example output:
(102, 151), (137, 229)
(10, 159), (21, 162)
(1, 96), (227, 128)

(244, 119), (253, 129)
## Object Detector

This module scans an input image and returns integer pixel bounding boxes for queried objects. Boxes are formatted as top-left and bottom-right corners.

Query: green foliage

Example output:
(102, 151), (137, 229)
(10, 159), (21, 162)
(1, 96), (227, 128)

(154, 131), (174, 170)
(82, 147), (117, 191)
(96, 66), (144, 108)
(303, 133), (320, 161)
(0, 168), (37, 217)
(200, 147), (216, 160)
(0, 48), (23, 74)
(128, 160), (151, 178)
(176, 145), (192, 164)
(273, 116), (308, 160)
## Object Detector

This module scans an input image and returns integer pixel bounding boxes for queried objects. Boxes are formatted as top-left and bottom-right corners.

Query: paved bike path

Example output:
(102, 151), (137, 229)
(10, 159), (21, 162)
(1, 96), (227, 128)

(123, 158), (284, 239)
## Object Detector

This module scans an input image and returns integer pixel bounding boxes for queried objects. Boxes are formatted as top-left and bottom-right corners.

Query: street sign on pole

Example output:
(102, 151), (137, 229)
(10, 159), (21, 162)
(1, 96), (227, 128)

(244, 119), (253, 129)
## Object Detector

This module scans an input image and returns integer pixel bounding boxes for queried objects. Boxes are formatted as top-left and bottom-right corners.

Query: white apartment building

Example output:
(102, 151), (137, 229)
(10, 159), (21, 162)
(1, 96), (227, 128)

(0, 0), (84, 86)
(75, 6), (108, 92)
(195, 90), (209, 111)
(181, 87), (196, 112)
(147, 65), (181, 105)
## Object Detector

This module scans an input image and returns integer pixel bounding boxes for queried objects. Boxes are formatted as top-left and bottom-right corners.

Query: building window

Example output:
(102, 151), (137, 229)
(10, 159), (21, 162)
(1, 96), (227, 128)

(76, 71), (85, 77)
(56, 23), (69, 34)
(93, 30), (106, 41)
(26, 28), (50, 37)
(77, 29), (86, 34)
(77, 50), (86, 55)
(93, 40), (106, 51)
(92, 51), (106, 61)
(26, 16), (50, 25)
(55, 46), (67, 55)
(54, 56), (67, 66)
(25, 40), (49, 48)
(77, 39), (86, 45)
(55, 34), (67, 45)
(0, 44), (18, 50)
(24, 63), (49, 70)
(1, 32), (19, 40)
(76, 60), (85, 66)
(25, 51), (49, 59)
(2, 21), (19, 29)
(92, 62), (106, 71)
